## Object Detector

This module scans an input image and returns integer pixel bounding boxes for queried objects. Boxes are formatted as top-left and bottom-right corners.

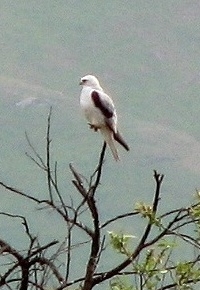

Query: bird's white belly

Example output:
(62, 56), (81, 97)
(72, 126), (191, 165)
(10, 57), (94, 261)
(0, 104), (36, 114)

(80, 90), (105, 127)
(83, 105), (105, 127)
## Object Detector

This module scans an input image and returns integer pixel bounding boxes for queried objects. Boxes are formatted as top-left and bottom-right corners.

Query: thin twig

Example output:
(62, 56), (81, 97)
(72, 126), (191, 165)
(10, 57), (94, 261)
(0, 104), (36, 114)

(101, 211), (139, 229)
(89, 142), (106, 196)
(46, 106), (53, 202)
(25, 132), (46, 170)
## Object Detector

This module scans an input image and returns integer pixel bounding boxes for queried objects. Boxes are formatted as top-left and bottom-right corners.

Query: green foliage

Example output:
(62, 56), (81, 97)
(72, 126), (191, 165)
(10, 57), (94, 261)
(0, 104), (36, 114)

(189, 192), (200, 240)
(175, 262), (200, 288)
(133, 240), (176, 290)
(135, 202), (161, 228)
(109, 235), (200, 290)
(109, 277), (133, 290)
(108, 217), (200, 290)
(108, 231), (135, 255)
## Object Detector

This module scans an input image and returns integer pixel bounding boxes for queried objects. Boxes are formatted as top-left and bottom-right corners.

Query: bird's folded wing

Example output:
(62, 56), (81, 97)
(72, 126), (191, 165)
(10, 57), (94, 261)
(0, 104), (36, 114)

(91, 91), (114, 119)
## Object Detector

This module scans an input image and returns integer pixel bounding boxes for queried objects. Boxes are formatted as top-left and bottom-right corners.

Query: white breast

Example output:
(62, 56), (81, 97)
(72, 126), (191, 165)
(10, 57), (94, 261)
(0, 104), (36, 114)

(80, 87), (105, 127)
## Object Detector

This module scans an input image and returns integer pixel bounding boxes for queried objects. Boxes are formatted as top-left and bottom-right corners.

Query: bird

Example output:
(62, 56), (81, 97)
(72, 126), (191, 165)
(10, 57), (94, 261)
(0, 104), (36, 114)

(79, 74), (129, 161)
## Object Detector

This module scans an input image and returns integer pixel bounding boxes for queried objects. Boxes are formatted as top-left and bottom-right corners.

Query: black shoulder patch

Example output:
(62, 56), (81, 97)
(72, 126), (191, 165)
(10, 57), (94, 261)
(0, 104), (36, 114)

(91, 91), (113, 118)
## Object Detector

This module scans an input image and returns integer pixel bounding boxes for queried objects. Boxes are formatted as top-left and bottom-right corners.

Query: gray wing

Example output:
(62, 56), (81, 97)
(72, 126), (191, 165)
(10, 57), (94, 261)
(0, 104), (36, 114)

(91, 90), (117, 132)
(91, 90), (129, 151)
(91, 90), (115, 118)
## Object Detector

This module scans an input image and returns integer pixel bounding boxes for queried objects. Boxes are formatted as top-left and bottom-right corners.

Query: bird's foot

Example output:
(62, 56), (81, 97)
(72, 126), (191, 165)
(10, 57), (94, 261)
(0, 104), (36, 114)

(88, 123), (99, 132)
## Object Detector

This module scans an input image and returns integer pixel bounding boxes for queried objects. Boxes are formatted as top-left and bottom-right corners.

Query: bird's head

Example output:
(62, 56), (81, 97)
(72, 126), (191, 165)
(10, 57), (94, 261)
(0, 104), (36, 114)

(79, 75), (102, 90)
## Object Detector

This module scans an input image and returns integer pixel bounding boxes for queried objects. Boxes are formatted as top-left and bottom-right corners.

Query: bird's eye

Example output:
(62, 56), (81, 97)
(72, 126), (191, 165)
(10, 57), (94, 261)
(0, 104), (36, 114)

(82, 79), (87, 83)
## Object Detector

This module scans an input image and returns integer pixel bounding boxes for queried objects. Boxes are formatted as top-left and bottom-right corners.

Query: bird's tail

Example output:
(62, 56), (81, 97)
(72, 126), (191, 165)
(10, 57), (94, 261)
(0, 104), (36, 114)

(100, 127), (120, 161)
(113, 130), (130, 151)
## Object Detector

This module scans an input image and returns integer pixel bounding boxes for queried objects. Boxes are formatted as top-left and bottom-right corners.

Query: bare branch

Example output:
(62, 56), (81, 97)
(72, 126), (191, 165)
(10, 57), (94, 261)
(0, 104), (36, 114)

(89, 142), (106, 196)
(69, 163), (87, 198)
(91, 171), (165, 287)
(29, 256), (64, 284)
(101, 211), (139, 229)
(82, 195), (100, 290)
(46, 106), (53, 202)
(25, 132), (46, 170)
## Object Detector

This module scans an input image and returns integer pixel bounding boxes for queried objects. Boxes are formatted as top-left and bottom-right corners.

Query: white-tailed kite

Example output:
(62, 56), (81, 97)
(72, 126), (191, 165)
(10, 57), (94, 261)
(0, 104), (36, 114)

(79, 75), (129, 160)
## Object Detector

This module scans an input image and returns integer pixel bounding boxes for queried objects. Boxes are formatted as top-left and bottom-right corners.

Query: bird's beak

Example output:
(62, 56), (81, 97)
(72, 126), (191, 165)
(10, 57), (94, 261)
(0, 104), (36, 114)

(79, 80), (83, 85)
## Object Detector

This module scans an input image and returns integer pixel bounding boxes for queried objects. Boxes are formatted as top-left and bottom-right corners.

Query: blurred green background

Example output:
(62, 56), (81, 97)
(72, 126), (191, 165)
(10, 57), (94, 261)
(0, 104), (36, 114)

(1, 0), (200, 286)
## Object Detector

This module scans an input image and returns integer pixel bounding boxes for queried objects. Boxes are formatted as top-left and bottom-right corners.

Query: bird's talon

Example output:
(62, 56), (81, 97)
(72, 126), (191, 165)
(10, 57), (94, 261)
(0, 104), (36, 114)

(88, 123), (99, 132)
